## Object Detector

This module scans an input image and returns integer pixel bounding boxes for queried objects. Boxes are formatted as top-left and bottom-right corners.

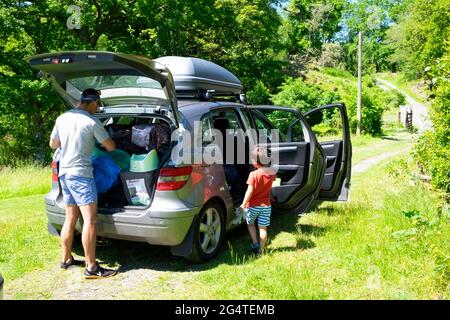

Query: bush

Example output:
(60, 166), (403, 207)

(338, 84), (385, 136)
(317, 43), (344, 69)
(271, 78), (341, 114)
(246, 80), (271, 104)
(413, 52), (450, 194)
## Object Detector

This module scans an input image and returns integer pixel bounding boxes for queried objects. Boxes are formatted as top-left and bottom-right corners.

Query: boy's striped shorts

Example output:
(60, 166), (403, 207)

(246, 206), (271, 227)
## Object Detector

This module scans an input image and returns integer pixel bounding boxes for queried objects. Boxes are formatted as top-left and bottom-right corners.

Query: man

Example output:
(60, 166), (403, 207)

(50, 88), (118, 279)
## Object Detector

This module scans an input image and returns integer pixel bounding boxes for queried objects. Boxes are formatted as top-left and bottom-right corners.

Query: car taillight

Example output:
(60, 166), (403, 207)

(52, 161), (58, 182)
(156, 166), (192, 191)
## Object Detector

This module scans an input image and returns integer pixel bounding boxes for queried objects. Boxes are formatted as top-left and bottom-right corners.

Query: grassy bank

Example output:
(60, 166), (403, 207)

(377, 72), (429, 106)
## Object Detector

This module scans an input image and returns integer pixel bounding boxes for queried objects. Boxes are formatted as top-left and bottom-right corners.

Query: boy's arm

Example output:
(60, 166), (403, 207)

(240, 184), (254, 209)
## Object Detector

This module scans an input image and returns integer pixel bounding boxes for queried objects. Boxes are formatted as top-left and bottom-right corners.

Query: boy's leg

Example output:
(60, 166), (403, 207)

(247, 223), (258, 245)
(245, 207), (259, 247)
(259, 226), (268, 254)
(256, 206), (271, 253)
(61, 204), (81, 264)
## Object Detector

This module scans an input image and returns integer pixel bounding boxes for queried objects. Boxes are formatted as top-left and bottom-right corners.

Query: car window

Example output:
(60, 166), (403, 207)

(201, 115), (214, 145)
(239, 108), (253, 130)
(251, 109), (305, 142)
(305, 107), (343, 142)
(201, 109), (243, 145)
(250, 110), (281, 143)
(68, 75), (162, 91)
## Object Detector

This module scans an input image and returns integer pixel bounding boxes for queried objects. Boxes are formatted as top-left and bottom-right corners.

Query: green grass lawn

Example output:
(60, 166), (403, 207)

(1, 127), (448, 299)
(0, 195), (60, 281)
(169, 155), (449, 299)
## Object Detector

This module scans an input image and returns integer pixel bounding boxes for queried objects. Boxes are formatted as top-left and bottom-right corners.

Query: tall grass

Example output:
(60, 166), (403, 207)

(0, 164), (51, 200)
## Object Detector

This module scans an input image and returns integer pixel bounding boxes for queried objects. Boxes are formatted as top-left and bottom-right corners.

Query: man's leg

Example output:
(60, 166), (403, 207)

(79, 203), (98, 270)
(61, 205), (81, 264)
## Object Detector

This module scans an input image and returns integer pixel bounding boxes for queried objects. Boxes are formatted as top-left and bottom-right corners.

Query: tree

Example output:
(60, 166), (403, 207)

(338, 0), (405, 74)
(281, 0), (344, 62)
(0, 0), (286, 164)
(386, 0), (450, 79)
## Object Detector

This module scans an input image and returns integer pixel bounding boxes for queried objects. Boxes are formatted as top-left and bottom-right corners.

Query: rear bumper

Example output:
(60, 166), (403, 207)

(45, 198), (199, 246)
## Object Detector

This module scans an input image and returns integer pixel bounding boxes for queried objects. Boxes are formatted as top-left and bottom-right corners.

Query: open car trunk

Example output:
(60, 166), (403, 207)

(94, 114), (173, 214)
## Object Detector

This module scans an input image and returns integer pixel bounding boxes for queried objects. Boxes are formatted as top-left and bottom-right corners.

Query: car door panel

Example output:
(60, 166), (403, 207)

(271, 143), (309, 203)
(304, 104), (352, 201)
(320, 140), (343, 191)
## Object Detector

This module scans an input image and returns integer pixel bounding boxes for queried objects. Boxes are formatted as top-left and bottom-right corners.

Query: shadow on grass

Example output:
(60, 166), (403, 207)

(381, 136), (400, 141)
(71, 208), (327, 273)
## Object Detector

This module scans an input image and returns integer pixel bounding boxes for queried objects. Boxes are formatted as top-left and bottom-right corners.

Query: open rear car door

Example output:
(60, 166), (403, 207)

(304, 103), (352, 201)
(248, 106), (326, 214)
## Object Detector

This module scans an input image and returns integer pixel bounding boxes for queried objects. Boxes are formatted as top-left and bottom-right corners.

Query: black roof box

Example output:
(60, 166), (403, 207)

(154, 56), (243, 98)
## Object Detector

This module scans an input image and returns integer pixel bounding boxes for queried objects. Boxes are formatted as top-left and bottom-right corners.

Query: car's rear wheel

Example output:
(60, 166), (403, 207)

(185, 201), (225, 263)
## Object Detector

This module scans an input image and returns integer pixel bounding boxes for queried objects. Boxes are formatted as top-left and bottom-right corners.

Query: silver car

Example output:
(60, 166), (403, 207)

(27, 51), (352, 262)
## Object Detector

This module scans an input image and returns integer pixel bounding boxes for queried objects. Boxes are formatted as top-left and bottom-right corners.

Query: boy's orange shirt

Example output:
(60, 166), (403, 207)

(246, 167), (277, 207)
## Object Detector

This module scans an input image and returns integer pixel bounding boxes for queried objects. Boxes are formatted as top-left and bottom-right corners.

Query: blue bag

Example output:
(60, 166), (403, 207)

(92, 155), (121, 194)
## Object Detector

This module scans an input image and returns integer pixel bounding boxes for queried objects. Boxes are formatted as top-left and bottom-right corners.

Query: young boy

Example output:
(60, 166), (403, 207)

(240, 147), (277, 254)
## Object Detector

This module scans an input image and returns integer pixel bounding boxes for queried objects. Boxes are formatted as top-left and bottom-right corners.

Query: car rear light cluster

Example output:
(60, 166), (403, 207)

(52, 161), (58, 182)
(156, 166), (192, 191)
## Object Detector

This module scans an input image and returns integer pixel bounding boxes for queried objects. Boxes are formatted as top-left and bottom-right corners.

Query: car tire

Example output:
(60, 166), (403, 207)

(185, 201), (226, 263)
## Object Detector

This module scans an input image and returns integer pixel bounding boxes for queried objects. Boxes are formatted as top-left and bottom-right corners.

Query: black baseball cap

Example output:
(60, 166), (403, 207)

(80, 88), (101, 103)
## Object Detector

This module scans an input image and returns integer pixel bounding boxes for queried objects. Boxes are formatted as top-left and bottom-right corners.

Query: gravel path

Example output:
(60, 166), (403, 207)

(352, 148), (410, 173)
(375, 78), (432, 133)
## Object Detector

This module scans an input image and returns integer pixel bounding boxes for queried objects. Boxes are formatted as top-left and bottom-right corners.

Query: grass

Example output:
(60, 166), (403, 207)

(0, 195), (60, 281)
(377, 72), (429, 106)
(0, 164), (51, 200)
(163, 154), (449, 300)
(1, 117), (448, 299)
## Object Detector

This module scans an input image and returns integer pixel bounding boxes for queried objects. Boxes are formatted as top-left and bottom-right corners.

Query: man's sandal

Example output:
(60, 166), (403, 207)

(60, 256), (85, 270)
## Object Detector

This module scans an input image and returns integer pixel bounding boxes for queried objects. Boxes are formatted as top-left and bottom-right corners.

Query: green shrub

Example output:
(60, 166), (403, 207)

(246, 80), (271, 104)
(413, 52), (450, 194)
(271, 77), (341, 114)
(340, 85), (385, 136)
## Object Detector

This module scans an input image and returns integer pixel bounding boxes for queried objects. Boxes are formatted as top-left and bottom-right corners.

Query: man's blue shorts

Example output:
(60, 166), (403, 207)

(246, 206), (271, 227)
(59, 174), (97, 206)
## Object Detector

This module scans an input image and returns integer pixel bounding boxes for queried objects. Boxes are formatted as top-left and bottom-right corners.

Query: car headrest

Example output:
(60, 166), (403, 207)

(213, 118), (230, 135)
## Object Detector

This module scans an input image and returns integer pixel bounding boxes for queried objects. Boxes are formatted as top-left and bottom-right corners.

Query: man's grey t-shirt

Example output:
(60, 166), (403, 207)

(50, 109), (109, 178)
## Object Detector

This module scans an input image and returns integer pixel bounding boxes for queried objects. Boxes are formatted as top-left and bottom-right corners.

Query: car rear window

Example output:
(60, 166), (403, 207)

(68, 75), (162, 91)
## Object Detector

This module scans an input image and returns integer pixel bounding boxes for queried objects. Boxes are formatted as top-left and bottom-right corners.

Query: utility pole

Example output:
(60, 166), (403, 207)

(357, 31), (362, 136)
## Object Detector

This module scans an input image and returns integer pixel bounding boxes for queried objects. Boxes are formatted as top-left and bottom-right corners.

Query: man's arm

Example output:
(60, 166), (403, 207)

(49, 138), (61, 150)
(100, 137), (116, 152)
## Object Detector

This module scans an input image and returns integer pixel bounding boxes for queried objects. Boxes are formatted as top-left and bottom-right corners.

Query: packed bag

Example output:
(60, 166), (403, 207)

(92, 155), (121, 194)
(131, 124), (155, 148)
